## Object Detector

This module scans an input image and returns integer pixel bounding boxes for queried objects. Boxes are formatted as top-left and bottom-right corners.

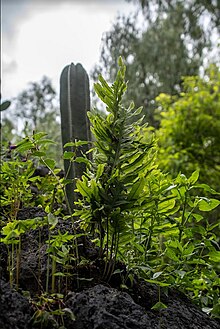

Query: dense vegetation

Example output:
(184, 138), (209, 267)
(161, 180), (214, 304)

(155, 64), (220, 192)
(1, 60), (219, 325)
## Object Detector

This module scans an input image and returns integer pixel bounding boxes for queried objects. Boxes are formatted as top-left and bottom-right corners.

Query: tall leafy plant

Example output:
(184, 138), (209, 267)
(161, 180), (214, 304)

(74, 57), (155, 279)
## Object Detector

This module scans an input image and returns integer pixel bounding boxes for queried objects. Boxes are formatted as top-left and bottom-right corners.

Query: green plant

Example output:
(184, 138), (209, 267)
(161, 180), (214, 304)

(74, 58), (220, 315)
(60, 63), (91, 211)
(74, 57), (155, 279)
(1, 59), (220, 320)
(0, 132), (65, 290)
(155, 64), (220, 192)
(31, 292), (75, 328)
(122, 170), (220, 317)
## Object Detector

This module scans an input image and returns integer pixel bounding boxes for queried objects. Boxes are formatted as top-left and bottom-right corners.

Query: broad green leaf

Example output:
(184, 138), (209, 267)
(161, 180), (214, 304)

(90, 179), (99, 200)
(96, 163), (106, 180)
(44, 158), (56, 170)
(198, 198), (220, 211)
(75, 157), (90, 165)
(191, 225), (206, 235)
(208, 222), (220, 232)
(132, 242), (145, 253)
(166, 247), (179, 261)
(188, 169), (200, 184)
(37, 139), (56, 145)
(1, 221), (17, 236)
(76, 177), (91, 198)
(16, 140), (34, 152)
(187, 259), (207, 265)
(53, 272), (66, 277)
(32, 151), (46, 157)
(128, 177), (145, 200)
(33, 132), (48, 141)
(183, 243), (194, 256)
(166, 239), (183, 253)
(122, 152), (147, 173)
(158, 198), (175, 213)
(151, 302), (167, 310)
(74, 140), (89, 147)
(209, 250), (220, 262)
(63, 151), (75, 159)
(192, 213), (203, 222)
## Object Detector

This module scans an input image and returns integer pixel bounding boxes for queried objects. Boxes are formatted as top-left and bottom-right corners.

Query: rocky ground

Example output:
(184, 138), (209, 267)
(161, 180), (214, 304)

(0, 207), (220, 329)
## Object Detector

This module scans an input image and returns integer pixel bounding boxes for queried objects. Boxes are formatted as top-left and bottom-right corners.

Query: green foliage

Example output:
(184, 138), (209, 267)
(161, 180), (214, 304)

(91, 0), (219, 126)
(0, 60), (219, 319)
(1, 76), (62, 166)
(0, 132), (70, 291)
(131, 0), (220, 32)
(31, 292), (75, 328)
(75, 59), (220, 315)
(125, 171), (220, 314)
(0, 132), (65, 221)
(155, 64), (220, 192)
(75, 57), (155, 278)
(60, 63), (91, 211)
(13, 76), (57, 130)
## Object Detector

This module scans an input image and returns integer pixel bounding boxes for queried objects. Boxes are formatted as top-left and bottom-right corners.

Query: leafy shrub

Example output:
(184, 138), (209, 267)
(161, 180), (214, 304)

(155, 64), (220, 192)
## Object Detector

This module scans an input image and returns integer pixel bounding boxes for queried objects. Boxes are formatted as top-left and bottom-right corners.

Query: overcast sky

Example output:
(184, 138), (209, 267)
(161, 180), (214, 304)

(2, 0), (136, 101)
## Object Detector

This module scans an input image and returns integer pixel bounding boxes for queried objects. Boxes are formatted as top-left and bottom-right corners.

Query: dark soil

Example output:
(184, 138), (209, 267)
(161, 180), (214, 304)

(0, 207), (219, 329)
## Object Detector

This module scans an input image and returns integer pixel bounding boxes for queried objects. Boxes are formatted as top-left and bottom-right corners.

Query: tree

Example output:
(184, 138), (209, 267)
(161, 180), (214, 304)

(92, 0), (218, 126)
(155, 64), (220, 192)
(12, 76), (57, 132)
(2, 77), (63, 166)
(129, 0), (220, 32)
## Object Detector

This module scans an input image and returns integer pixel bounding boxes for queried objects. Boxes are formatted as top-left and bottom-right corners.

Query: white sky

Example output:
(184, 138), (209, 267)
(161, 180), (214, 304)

(1, 0), (136, 101)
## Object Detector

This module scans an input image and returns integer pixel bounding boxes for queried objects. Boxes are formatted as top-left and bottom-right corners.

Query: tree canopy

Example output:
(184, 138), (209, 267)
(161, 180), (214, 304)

(92, 0), (219, 126)
(156, 64), (220, 191)
(1, 76), (62, 165)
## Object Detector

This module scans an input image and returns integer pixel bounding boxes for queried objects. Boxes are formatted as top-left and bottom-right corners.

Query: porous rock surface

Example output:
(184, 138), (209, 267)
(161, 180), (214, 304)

(0, 279), (32, 329)
(1, 207), (220, 329)
(64, 284), (220, 329)
(1, 279), (220, 329)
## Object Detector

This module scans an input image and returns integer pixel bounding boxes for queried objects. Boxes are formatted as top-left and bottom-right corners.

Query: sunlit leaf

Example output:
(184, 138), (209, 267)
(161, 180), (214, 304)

(198, 198), (220, 211)
(158, 198), (175, 213)
(209, 250), (220, 262)
(128, 177), (145, 200)
(63, 151), (75, 160)
(166, 247), (179, 261)
(188, 169), (200, 184)
(44, 158), (56, 170)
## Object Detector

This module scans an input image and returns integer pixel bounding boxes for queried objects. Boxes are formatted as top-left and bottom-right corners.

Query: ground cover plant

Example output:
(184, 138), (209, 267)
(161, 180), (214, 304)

(0, 58), (220, 328)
